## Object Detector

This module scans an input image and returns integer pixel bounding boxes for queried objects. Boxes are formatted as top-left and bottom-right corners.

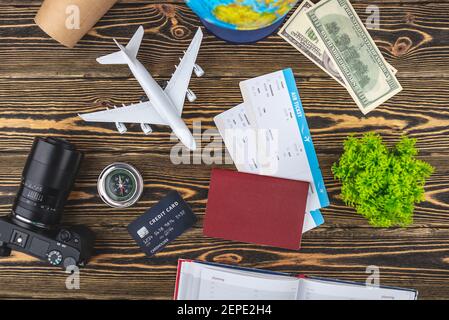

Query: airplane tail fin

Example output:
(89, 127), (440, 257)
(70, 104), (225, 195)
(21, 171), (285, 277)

(96, 26), (144, 65)
(125, 26), (144, 58)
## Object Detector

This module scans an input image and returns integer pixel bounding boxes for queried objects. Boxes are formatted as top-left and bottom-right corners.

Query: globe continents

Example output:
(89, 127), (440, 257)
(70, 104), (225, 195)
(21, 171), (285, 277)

(186, 0), (298, 30)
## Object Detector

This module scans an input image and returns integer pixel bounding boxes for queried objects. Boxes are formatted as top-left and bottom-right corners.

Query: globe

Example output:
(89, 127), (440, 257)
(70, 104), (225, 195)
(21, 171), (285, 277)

(185, 0), (298, 31)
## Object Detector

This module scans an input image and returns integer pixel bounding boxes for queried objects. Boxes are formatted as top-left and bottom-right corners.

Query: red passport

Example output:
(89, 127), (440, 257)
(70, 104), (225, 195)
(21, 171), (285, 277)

(204, 169), (309, 250)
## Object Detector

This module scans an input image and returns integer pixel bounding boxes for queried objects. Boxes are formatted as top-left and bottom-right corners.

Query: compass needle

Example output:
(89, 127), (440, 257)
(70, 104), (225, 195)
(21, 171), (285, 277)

(97, 163), (144, 208)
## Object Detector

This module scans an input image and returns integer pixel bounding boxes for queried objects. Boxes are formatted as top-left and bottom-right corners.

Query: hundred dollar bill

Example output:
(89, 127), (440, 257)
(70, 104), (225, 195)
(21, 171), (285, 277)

(279, 0), (346, 86)
(305, 0), (402, 114)
(279, 0), (397, 89)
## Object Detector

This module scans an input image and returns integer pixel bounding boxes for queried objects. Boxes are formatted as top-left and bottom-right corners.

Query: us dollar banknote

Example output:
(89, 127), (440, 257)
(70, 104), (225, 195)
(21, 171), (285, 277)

(305, 0), (402, 114)
(279, 0), (347, 86)
(279, 0), (397, 89)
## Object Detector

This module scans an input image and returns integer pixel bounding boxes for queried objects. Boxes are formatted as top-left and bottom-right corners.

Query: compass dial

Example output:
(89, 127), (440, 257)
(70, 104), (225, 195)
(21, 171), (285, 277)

(98, 163), (143, 208)
(106, 169), (137, 202)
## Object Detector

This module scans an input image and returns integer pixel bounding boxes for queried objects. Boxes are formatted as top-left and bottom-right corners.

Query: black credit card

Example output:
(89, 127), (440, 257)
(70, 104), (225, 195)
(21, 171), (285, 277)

(127, 191), (196, 257)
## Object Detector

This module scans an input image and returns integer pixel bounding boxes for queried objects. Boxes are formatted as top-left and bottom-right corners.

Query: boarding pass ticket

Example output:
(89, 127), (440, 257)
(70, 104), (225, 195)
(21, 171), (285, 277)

(214, 69), (329, 232)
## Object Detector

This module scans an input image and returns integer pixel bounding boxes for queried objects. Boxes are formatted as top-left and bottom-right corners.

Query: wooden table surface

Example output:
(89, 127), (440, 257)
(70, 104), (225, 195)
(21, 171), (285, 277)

(0, 0), (448, 300)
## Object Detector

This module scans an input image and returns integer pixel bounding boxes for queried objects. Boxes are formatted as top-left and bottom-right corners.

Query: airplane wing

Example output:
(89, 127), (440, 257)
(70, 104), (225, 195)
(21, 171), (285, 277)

(79, 101), (167, 125)
(164, 27), (203, 115)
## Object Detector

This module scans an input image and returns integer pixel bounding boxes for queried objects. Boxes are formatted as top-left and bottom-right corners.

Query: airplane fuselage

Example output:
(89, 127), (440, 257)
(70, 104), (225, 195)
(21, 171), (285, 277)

(125, 54), (196, 150)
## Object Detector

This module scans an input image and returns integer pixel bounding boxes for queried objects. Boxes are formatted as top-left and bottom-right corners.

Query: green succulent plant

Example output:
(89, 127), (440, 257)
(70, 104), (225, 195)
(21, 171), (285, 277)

(332, 133), (434, 227)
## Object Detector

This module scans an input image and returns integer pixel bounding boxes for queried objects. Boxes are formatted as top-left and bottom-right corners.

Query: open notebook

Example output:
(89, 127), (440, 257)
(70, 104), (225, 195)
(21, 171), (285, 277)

(174, 260), (417, 300)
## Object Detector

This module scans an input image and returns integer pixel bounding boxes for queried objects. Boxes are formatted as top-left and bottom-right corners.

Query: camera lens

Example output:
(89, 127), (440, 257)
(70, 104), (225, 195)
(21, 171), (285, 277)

(11, 137), (83, 230)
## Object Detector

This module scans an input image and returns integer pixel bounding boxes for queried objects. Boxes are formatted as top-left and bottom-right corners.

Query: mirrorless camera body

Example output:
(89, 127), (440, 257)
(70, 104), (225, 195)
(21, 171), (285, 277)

(0, 219), (94, 268)
(0, 137), (95, 268)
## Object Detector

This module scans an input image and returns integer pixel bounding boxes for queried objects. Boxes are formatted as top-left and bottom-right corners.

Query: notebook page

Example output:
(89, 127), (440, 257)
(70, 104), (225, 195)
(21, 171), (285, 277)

(200, 263), (297, 281)
(176, 262), (202, 300)
(297, 278), (416, 300)
(197, 266), (299, 300)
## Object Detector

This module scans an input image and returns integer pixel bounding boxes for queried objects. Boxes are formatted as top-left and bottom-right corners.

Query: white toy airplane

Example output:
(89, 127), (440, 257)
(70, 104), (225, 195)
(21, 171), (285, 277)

(79, 26), (204, 151)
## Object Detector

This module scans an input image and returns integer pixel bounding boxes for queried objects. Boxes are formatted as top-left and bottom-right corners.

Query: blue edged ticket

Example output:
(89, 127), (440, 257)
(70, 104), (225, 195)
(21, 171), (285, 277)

(214, 68), (329, 232)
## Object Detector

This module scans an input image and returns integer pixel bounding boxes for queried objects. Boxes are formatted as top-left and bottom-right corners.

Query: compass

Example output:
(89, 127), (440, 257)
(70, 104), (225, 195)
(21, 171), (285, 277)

(97, 163), (143, 208)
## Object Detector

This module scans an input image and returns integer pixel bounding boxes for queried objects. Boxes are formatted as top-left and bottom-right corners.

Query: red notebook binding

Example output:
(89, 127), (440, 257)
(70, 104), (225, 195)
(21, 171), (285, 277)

(203, 168), (309, 250)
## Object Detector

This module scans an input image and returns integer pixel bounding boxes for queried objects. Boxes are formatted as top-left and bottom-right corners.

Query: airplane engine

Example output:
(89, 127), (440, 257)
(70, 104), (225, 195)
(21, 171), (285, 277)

(193, 64), (204, 77)
(186, 89), (197, 103)
(140, 123), (153, 135)
(115, 122), (127, 134)
(140, 95), (149, 102)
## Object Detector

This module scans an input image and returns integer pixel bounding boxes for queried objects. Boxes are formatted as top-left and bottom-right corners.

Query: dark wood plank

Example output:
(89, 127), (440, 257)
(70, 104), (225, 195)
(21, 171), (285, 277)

(0, 153), (447, 228)
(0, 2), (447, 78)
(0, 0), (448, 300)
(0, 77), (448, 153)
(1, 227), (449, 299)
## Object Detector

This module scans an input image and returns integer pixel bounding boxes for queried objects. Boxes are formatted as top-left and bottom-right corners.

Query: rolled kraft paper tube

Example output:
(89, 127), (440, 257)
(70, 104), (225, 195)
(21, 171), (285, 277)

(35, 0), (118, 48)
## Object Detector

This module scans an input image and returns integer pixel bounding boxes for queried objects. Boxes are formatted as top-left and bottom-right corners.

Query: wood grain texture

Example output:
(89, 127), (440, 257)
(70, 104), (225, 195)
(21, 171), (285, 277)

(0, 0), (448, 299)
(0, 2), (448, 79)
(0, 77), (448, 153)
